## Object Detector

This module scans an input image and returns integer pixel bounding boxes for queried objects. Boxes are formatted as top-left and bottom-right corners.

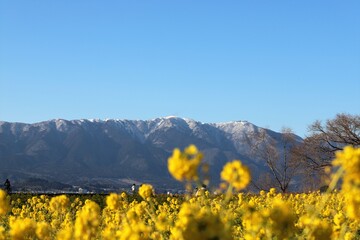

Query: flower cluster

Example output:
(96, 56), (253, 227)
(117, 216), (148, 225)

(170, 202), (231, 240)
(0, 145), (358, 239)
(168, 145), (203, 182)
(139, 184), (154, 200)
(49, 195), (69, 214)
(333, 146), (360, 220)
(0, 190), (9, 216)
(220, 160), (251, 190)
(74, 200), (101, 239)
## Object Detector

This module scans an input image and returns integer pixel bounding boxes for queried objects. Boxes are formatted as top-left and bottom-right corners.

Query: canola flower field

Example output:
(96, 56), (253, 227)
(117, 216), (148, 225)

(0, 145), (359, 240)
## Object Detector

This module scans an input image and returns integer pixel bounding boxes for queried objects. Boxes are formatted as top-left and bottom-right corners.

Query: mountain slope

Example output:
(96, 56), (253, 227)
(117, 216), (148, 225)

(0, 117), (302, 192)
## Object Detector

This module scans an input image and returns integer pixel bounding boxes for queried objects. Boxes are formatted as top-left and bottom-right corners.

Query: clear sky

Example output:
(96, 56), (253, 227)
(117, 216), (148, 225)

(0, 1), (359, 138)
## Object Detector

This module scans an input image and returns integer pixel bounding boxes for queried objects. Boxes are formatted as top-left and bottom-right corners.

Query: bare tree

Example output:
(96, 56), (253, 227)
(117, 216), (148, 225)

(297, 113), (360, 171)
(249, 128), (301, 193)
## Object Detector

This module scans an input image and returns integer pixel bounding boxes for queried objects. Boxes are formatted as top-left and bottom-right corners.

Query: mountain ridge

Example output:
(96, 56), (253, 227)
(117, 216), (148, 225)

(0, 117), (302, 192)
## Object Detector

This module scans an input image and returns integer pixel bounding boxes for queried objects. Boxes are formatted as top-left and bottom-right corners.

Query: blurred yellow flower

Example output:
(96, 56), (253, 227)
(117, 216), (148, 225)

(221, 160), (251, 191)
(170, 202), (231, 240)
(10, 217), (36, 240)
(49, 195), (69, 214)
(74, 200), (100, 240)
(0, 226), (5, 240)
(0, 190), (9, 216)
(333, 146), (360, 174)
(333, 146), (360, 220)
(269, 199), (296, 239)
(168, 145), (203, 182)
(36, 222), (52, 240)
(106, 193), (121, 211)
(139, 184), (154, 200)
(119, 221), (151, 240)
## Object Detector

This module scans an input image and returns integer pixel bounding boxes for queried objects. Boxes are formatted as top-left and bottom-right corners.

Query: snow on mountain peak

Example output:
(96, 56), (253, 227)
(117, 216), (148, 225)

(164, 115), (178, 119)
(55, 119), (68, 131)
(10, 117), (272, 142)
(213, 120), (258, 140)
(88, 119), (103, 123)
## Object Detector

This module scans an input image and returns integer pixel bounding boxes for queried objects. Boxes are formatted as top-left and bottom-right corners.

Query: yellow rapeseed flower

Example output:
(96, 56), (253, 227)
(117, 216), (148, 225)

(106, 193), (121, 211)
(155, 212), (169, 232)
(170, 202), (231, 240)
(269, 199), (296, 239)
(9, 217), (37, 240)
(333, 146), (360, 220)
(36, 222), (52, 240)
(309, 219), (333, 240)
(74, 200), (100, 240)
(56, 225), (73, 240)
(0, 190), (9, 216)
(0, 226), (5, 240)
(220, 160), (251, 191)
(49, 195), (69, 214)
(168, 145), (203, 182)
(118, 221), (152, 240)
(333, 146), (360, 175)
(139, 184), (154, 200)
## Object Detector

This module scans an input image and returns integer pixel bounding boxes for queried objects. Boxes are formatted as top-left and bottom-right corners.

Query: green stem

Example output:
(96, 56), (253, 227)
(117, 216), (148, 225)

(224, 183), (234, 203)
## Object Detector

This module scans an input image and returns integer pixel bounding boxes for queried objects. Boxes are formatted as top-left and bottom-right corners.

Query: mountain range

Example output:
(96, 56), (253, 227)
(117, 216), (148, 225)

(0, 117), (303, 192)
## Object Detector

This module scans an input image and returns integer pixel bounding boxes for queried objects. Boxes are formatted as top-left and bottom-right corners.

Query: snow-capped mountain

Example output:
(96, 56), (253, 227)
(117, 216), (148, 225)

(0, 117), (302, 192)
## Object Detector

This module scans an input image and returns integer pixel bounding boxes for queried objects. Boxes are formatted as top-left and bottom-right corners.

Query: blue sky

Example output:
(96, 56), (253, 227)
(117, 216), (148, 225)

(0, 1), (359, 137)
